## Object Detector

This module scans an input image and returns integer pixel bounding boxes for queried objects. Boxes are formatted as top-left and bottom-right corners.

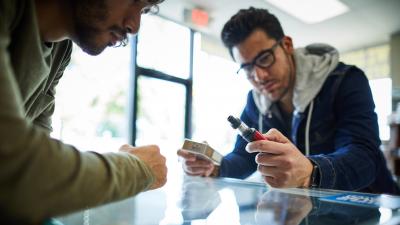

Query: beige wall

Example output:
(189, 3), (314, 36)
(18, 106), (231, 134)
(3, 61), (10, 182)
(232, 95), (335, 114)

(391, 32), (400, 90)
(200, 34), (231, 60)
(391, 32), (400, 110)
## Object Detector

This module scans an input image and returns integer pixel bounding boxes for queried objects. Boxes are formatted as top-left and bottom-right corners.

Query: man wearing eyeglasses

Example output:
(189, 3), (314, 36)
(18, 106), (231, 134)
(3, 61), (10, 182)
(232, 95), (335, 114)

(178, 7), (399, 195)
(0, 0), (168, 224)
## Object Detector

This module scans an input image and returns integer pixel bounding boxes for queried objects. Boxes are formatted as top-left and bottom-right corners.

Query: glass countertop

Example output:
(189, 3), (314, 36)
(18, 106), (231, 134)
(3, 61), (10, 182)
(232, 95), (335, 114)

(57, 176), (400, 225)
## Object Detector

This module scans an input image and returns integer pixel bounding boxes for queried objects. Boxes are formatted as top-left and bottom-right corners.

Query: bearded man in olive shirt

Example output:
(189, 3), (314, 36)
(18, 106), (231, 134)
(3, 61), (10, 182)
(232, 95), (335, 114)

(0, 0), (168, 223)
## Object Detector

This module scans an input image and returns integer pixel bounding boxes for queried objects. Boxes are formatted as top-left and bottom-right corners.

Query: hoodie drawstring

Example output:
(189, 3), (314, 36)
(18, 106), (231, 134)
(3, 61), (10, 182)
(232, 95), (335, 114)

(258, 109), (273, 134)
(305, 100), (314, 156)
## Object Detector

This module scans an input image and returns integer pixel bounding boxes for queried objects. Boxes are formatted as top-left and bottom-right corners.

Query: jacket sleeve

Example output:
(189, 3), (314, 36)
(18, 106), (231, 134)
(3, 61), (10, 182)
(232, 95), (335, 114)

(0, 7), (154, 224)
(219, 91), (261, 178)
(308, 68), (383, 191)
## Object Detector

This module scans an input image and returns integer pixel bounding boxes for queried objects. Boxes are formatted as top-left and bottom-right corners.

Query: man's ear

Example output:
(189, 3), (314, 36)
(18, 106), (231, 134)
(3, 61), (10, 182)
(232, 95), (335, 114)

(281, 36), (294, 54)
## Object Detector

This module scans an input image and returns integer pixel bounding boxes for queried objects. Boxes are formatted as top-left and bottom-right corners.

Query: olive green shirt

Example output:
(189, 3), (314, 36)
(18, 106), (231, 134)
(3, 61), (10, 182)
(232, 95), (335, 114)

(0, 0), (155, 223)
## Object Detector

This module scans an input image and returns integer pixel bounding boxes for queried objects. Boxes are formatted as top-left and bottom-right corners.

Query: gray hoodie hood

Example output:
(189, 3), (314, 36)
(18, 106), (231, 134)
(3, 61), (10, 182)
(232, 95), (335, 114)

(252, 43), (340, 115)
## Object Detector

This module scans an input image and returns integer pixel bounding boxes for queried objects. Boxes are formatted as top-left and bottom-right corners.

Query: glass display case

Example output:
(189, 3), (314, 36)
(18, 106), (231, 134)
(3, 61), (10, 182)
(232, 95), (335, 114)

(56, 176), (400, 225)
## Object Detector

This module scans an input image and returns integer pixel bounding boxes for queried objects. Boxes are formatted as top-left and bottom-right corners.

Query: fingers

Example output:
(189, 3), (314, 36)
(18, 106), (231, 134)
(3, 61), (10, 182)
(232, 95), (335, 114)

(246, 128), (293, 154)
(264, 128), (290, 143)
(255, 153), (281, 166)
(177, 149), (214, 176)
(177, 149), (197, 162)
(263, 176), (278, 187)
(185, 159), (213, 167)
(258, 165), (290, 188)
(255, 153), (293, 169)
(246, 139), (287, 154)
(177, 149), (213, 164)
(183, 159), (214, 176)
(183, 163), (213, 176)
(257, 164), (282, 177)
(124, 144), (168, 190)
(204, 166), (215, 177)
(151, 164), (168, 189)
(184, 166), (213, 176)
(263, 175), (285, 188)
(149, 147), (167, 190)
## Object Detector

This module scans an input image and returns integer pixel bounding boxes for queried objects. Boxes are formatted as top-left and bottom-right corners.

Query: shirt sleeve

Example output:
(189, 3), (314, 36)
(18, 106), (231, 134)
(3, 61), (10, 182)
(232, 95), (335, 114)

(0, 3), (154, 224)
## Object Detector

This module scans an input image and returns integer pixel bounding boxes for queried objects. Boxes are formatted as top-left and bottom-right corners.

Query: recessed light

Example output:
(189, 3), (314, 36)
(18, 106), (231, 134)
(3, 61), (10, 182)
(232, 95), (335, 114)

(265, 0), (349, 24)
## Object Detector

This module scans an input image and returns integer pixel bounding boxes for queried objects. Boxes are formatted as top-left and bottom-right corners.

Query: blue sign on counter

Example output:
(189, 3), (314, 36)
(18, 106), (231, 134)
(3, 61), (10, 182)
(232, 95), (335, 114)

(320, 193), (400, 209)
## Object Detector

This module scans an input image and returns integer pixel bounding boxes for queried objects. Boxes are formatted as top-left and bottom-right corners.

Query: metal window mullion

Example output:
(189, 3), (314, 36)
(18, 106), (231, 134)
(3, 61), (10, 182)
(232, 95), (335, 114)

(185, 29), (194, 139)
(129, 36), (139, 146)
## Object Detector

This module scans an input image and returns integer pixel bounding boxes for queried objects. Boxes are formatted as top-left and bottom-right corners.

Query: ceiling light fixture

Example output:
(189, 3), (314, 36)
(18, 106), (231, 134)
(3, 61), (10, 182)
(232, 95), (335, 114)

(265, 0), (349, 24)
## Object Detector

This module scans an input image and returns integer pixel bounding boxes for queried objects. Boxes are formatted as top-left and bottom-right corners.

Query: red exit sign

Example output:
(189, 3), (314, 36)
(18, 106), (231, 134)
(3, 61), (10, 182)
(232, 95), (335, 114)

(191, 8), (209, 27)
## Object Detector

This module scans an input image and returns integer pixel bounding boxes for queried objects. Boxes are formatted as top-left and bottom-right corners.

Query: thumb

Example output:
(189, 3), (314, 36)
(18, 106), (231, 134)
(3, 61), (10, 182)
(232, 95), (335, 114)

(264, 128), (290, 143)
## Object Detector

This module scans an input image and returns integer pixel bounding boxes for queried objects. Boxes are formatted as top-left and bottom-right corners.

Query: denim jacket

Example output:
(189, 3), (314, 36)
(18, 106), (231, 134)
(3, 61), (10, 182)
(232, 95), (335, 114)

(220, 62), (400, 195)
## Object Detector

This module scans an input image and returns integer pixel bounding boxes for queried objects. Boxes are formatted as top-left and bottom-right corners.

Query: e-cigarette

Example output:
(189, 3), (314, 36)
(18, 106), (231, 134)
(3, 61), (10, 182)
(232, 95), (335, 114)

(227, 115), (267, 142)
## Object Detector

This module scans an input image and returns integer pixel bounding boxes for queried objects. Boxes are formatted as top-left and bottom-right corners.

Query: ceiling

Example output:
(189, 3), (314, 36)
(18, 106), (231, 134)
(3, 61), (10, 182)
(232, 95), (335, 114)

(157, 0), (400, 53)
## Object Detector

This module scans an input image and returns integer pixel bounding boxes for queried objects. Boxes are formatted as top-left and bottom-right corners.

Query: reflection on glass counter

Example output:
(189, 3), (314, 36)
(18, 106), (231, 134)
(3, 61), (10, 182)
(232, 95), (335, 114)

(57, 176), (400, 225)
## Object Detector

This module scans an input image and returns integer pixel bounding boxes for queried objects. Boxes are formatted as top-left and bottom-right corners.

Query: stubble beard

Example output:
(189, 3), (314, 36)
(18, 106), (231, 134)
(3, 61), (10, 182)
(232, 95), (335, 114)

(71, 0), (109, 56)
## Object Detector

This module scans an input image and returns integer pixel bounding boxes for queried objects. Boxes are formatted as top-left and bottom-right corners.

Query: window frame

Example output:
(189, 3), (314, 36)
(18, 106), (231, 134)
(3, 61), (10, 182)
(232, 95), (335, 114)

(128, 27), (195, 146)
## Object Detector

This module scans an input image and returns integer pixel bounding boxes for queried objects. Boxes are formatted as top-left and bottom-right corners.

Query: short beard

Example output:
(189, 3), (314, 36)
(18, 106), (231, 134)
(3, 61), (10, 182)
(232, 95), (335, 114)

(71, 0), (109, 55)
(270, 52), (296, 103)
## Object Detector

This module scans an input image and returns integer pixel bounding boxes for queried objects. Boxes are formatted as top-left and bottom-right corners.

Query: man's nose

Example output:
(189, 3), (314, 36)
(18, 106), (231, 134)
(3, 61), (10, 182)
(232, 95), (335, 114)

(124, 11), (142, 35)
(253, 66), (269, 83)
(124, 21), (139, 35)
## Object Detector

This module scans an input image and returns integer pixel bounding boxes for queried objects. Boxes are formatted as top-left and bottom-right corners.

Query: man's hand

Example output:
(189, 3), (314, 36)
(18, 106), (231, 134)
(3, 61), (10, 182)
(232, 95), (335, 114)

(246, 128), (313, 188)
(177, 149), (216, 177)
(119, 144), (167, 190)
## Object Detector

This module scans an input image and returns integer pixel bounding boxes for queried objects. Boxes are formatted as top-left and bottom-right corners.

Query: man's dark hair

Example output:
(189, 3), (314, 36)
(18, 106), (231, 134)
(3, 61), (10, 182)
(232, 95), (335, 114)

(221, 7), (285, 58)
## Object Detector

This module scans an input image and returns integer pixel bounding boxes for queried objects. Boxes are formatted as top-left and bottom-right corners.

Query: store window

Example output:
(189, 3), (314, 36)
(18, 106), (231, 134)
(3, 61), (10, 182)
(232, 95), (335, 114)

(134, 14), (191, 151)
(52, 42), (131, 153)
(135, 76), (186, 147)
(192, 34), (252, 155)
(137, 15), (191, 79)
(341, 44), (391, 141)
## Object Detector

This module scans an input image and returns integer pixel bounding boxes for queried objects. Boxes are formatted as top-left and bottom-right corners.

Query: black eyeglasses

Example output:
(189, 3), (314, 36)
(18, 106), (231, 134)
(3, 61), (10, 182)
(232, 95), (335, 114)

(236, 39), (283, 79)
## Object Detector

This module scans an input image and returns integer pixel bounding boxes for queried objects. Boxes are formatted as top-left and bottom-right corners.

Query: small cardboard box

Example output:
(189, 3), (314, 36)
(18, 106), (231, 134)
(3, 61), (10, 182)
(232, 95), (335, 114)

(181, 139), (223, 165)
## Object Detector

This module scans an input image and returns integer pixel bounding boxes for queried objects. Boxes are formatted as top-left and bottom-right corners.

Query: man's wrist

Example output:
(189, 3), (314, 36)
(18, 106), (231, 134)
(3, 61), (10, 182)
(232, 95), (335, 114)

(302, 162), (313, 187)
(309, 160), (320, 188)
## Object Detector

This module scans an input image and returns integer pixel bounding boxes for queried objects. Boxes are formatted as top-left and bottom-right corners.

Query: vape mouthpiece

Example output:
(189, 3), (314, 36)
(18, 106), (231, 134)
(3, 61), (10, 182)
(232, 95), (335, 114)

(227, 115), (267, 142)
(227, 115), (241, 129)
